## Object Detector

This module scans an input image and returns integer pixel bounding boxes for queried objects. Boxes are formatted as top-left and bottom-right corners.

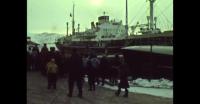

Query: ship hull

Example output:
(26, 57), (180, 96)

(122, 45), (173, 80)
(56, 31), (173, 55)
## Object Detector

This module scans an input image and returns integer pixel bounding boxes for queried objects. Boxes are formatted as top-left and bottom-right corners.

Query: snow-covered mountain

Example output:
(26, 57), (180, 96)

(27, 32), (64, 44)
(27, 32), (64, 51)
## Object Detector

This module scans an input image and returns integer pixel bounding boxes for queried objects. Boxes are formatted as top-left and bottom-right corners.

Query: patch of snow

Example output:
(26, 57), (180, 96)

(129, 87), (173, 98)
(83, 77), (173, 98)
(131, 78), (173, 89)
(27, 33), (64, 51)
(134, 78), (152, 87)
(103, 84), (173, 98)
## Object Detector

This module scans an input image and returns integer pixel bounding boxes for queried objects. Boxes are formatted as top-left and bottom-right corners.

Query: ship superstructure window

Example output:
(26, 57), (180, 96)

(101, 35), (115, 38)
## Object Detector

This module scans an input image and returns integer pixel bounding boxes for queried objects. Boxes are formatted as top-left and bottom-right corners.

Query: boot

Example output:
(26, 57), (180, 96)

(88, 88), (92, 91)
(53, 83), (56, 90)
(78, 90), (83, 98)
(67, 93), (72, 97)
(101, 83), (104, 86)
(93, 85), (96, 91)
(123, 90), (128, 97)
(67, 91), (72, 97)
(115, 90), (120, 96)
(78, 93), (82, 98)
(47, 83), (51, 89)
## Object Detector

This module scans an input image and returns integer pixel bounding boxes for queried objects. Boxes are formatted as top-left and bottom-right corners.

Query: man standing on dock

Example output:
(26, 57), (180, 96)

(67, 49), (83, 98)
(40, 43), (49, 75)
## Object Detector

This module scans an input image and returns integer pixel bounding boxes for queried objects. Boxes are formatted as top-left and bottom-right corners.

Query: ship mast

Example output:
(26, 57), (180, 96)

(125, 0), (128, 37)
(78, 24), (80, 33)
(149, 0), (155, 30)
(72, 3), (75, 35)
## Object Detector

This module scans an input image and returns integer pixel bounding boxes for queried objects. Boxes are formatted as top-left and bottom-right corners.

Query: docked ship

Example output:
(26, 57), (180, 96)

(56, 0), (173, 55)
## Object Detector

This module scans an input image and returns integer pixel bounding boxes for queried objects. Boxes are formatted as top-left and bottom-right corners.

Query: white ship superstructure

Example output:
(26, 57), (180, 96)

(95, 18), (126, 41)
(70, 15), (127, 42)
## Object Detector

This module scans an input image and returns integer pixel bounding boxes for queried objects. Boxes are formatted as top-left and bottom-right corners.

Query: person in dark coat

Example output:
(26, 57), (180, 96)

(115, 62), (130, 97)
(87, 54), (100, 91)
(110, 54), (121, 85)
(48, 47), (56, 60)
(32, 45), (40, 71)
(41, 43), (49, 53)
(32, 45), (39, 54)
(27, 47), (32, 71)
(82, 54), (89, 76)
(67, 49), (83, 98)
(55, 51), (64, 77)
(31, 46), (39, 71)
(40, 43), (49, 75)
(99, 55), (109, 86)
(62, 52), (71, 77)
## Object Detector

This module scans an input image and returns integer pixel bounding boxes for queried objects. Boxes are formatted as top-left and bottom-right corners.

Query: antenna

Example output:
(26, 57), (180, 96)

(66, 22), (68, 36)
(103, 11), (106, 16)
(125, 0), (128, 37)
(78, 24), (80, 33)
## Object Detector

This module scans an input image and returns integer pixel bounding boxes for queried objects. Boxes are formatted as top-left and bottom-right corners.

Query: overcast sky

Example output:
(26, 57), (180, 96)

(27, 0), (173, 35)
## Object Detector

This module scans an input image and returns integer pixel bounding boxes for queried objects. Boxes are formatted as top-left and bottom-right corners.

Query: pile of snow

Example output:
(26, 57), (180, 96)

(133, 78), (152, 87)
(83, 77), (173, 98)
(83, 77), (173, 89)
(159, 78), (173, 88)
(132, 78), (173, 89)
(103, 85), (173, 98)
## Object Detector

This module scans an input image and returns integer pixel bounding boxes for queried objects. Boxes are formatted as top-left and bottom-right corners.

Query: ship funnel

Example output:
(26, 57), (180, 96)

(78, 24), (80, 33)
(98, 16), (109, 24)
(147, 16), (150, 29)
(154, 17), (157, 29)
(66, 22), (68, 36)
(96, 22), (99, 27)
(91, 22), (95, 29)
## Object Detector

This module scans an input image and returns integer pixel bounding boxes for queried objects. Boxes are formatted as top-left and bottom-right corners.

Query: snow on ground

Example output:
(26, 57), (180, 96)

(103, 85), (173, 98)
(131, 78), (173, 89)
(84, 77), (173, 98)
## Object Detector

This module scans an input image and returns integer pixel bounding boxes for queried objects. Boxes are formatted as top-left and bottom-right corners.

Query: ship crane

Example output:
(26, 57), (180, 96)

(131, 0), (161, 35)
(130, 22), (147, 34)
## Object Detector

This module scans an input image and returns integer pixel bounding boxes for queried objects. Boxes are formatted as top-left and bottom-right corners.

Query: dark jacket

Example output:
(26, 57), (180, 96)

(100, 56), (109, 76)
(41, 46), (49, 53)
(118, 63), (130, 88)
(68, 53), (83, 78)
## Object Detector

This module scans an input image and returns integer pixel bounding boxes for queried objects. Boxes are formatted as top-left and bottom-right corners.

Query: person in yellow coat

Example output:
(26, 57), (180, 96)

(46, 58), (58, 89)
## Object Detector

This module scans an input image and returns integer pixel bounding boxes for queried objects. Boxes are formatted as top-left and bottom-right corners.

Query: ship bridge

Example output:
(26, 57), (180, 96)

(98, 15), (109, 24)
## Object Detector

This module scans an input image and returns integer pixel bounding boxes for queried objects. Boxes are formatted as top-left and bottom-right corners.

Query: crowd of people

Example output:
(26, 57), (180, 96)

(27, 43), (130, 98)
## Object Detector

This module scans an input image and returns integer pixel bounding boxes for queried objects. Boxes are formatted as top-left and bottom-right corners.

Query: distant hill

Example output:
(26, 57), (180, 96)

(27, 33), (64, 51)
(27, 32), (64, 44)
